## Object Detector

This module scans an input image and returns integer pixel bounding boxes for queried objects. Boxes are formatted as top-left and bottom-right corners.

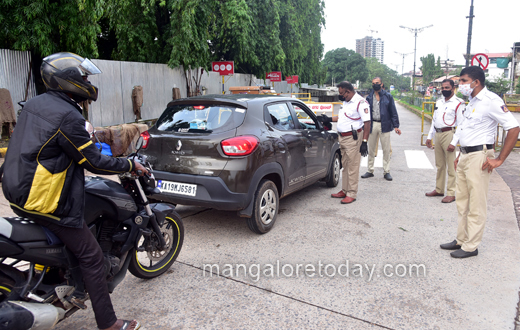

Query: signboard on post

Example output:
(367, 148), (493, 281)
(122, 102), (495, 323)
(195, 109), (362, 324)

(471, 53), (489, 70)
(212, 61), (234, 76)
(286, 75), (299, 84)
(309, 103), (333, 113)
(266, 71), (282, 82)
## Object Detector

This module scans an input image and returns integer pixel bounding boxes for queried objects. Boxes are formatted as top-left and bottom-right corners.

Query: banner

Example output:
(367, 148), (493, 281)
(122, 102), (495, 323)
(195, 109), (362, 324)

(266, 71), (282, 82)
(286, 75), (299, 84)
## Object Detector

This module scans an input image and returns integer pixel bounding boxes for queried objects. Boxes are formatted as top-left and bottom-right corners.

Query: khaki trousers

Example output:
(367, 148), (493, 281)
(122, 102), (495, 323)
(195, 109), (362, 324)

(455, 148), (494, 252)
(339, 133), (362, 199)
(367, 121), (392, 174)
(434, 130), (456, 196)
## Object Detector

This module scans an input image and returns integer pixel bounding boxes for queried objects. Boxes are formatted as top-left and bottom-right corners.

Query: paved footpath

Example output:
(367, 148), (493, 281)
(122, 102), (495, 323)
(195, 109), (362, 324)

(2, 103), (520, 329)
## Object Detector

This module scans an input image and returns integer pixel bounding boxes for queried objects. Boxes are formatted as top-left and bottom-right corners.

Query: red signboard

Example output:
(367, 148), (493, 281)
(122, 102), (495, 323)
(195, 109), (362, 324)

(266, 71), (282, 82)
(286, 75), (299, 84)
(471, 53), (489, 70)
(212, 61), (234, 76)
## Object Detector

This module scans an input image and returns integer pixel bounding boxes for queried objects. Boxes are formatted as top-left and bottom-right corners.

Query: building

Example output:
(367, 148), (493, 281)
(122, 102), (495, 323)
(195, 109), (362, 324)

(482, 53), (512, 80)
(356, 36), (384, 64)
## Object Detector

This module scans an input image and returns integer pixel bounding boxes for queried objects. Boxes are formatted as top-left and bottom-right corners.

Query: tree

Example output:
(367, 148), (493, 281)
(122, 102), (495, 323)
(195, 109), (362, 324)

(2, 0), (327, 94)
(420, 54), (443, 86)
(0, 0), (103, 58)
(322, 48), (367, 85)
(486, 74), (511, 97)
(278, 0), (325, 85)
(104, 0), (171, 63)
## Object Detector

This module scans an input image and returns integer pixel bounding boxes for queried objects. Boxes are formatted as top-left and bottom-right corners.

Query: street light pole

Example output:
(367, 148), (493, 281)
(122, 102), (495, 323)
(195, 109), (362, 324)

(394, 51), (414, 76)
(400, 25), (433, 94)
(465, 0), (475, 67)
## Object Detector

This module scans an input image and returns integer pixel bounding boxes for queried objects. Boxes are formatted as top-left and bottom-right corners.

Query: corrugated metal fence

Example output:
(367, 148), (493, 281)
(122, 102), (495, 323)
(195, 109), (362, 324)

(0, 49), (37, 114)
(1, 50), (299, 127)
(88, 60), (298, 127)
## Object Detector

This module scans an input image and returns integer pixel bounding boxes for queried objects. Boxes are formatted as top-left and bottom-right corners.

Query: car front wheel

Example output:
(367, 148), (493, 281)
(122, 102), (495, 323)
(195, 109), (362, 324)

(247, 179), (279, 234)
(325, 152), (341, 187)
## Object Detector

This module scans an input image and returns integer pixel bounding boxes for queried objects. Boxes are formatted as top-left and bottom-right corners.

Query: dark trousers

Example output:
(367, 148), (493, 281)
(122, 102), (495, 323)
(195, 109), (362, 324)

(37, 220), (117, 329)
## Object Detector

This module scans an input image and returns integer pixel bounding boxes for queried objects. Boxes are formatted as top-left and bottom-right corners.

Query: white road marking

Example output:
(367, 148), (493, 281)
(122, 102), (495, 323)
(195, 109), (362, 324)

(404, 150), (434, 169)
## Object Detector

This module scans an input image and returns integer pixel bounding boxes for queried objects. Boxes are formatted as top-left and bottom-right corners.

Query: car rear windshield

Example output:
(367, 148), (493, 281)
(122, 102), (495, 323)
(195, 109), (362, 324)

(156, 104), (246, 133)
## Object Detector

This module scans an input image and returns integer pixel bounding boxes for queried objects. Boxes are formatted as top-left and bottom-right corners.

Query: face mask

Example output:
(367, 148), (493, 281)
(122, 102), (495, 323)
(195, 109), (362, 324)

(338, 94), (345, 101)
(372, 84), (381, 91)
(442, 90), (452, 98)
(459, 81), (475, 97)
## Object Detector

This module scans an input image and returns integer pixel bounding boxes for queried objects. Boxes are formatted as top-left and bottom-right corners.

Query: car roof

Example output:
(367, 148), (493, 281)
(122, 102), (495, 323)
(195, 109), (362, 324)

(166, 94), (297, 108)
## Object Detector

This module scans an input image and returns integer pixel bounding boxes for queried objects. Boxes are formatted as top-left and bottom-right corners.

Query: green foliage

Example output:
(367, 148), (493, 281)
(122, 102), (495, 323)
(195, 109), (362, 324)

(516, 83), (520, 94)
(322, 48), (367, 85)
(1, 0), (326, 92)
(105, 0), (170, 63)
(0, 0), (103, 57)
(420, 54), (443, 85)
(485, 74), (511, 96)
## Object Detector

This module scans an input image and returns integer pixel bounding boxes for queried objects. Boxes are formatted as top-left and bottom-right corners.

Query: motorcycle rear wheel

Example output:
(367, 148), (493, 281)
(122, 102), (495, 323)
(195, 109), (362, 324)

(129, 211), (184, 279)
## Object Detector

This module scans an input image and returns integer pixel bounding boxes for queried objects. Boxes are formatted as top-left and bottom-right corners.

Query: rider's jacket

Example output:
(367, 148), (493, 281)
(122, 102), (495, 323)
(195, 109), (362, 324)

(2, 91), (134, 228)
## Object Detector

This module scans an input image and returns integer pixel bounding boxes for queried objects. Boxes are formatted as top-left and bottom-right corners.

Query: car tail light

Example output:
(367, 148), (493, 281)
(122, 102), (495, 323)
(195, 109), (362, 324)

(140, 131), (151, 149)
(221, 136), (259, 156)
(193, 105), (205, 110)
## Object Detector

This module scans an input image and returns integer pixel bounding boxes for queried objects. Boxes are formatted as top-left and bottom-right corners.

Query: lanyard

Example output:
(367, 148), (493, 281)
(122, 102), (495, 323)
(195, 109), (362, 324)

(344, 100), (365, 121)
(442, 102), (462, 126)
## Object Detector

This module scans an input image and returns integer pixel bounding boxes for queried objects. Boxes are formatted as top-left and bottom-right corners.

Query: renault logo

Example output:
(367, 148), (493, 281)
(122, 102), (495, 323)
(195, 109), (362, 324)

(176, 140), (182, 151)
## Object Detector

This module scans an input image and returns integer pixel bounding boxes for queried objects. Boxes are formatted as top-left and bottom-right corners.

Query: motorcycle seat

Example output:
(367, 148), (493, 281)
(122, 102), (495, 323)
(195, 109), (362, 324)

(0, 217), (53, 243)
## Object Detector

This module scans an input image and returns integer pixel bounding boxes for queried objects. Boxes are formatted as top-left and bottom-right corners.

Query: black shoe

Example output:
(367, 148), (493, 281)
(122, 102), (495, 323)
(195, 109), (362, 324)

(450, 249), (478, 258)
(384, 173), (393, 181)
(361, 172), (374, 179)
(440, 240), (461, 250)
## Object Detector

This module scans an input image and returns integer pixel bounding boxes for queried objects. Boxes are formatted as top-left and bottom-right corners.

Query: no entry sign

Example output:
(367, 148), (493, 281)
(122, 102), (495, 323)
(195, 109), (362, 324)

(471, 53), (489, 70)
(212, 61), (234, 76)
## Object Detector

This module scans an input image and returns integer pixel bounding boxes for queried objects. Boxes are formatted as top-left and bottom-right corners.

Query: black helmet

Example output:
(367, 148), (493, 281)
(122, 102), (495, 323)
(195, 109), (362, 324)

(41, 52), (101, 102)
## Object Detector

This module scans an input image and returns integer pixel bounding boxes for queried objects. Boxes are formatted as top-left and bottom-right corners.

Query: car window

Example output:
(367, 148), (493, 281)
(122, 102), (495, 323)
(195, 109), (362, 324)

(292, 103), (319, 130)
(266, 103), (296, 131)
(156, 104), (245, 133)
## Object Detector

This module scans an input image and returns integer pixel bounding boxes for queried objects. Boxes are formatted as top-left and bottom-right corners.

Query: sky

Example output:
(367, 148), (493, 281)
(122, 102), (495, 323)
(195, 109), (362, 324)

(321, 0), (520, 75)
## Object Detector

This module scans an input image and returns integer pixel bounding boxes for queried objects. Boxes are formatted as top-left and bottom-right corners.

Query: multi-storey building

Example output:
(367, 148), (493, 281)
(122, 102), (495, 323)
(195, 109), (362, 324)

(356, 36), (384, 64)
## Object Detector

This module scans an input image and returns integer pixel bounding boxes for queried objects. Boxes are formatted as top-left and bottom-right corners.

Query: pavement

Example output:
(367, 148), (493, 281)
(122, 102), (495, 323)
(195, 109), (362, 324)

(2, 103), (520, 329)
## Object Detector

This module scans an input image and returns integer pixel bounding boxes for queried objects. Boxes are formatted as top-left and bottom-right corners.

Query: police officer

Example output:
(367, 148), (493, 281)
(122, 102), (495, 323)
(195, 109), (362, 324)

(330, 81), (371, 204)
(440, 66), (520, 258)
(425, 79), (465, 203)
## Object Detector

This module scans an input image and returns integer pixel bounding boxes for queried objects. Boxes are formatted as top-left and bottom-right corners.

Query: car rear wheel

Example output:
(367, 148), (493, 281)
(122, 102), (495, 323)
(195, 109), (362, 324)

(325, 152), (341, 187)
(247, 179), (279, 234)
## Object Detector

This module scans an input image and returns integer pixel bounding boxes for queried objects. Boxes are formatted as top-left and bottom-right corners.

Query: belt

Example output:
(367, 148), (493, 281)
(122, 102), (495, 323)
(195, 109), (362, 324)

(373, 119), (381, 122)
(435, 127), (455, 133)
(339, 128), (363, 137)
(460, 144), (494, 154)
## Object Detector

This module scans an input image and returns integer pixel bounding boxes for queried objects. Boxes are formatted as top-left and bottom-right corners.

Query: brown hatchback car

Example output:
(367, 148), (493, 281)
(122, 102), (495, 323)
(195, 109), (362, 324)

(140, 94), (340, 234)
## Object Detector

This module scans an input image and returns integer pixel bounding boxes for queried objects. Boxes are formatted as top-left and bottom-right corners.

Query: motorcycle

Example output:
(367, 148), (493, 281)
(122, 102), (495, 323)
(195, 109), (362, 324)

(0, 136), (184, 330)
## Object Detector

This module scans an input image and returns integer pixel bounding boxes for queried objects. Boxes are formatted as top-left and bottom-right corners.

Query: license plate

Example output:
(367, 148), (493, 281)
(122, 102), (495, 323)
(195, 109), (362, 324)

(157, 180), (197, 196)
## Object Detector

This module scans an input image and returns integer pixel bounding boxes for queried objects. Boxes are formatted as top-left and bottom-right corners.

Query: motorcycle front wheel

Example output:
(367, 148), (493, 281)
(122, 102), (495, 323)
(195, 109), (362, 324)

(128, 211), (184, 279)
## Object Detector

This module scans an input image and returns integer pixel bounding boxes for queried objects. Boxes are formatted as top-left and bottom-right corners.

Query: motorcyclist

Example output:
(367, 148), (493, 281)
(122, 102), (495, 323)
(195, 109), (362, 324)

(2, 52), (145, 330)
